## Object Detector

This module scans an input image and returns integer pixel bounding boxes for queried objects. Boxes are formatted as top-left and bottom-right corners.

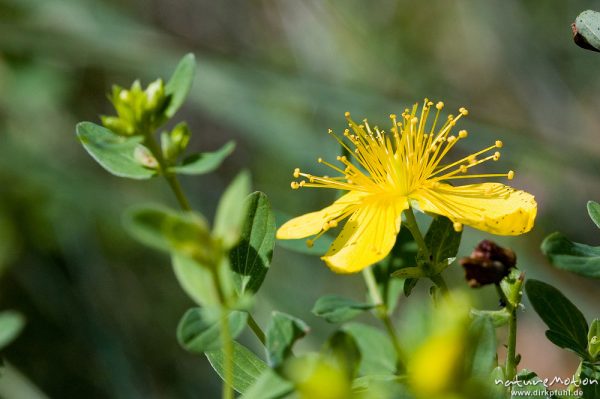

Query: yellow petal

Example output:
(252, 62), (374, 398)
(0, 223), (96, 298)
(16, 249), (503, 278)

(411, 183), (536, 235)
(276, 191), (366, 239)
(322, 198), (408, 273)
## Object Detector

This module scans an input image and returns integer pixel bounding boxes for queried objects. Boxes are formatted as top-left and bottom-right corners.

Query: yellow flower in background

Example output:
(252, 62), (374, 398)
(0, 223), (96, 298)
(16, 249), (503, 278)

(277, 100), (537, 273)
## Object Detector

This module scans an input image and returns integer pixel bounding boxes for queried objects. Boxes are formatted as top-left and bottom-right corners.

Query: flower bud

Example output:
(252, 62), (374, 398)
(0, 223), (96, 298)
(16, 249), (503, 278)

(161, 122), (191, 161)
(460, 240), (516, 288)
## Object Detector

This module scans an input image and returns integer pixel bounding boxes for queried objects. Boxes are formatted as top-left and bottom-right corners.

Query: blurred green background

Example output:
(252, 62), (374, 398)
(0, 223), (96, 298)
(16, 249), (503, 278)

(0, 0), (599, 397)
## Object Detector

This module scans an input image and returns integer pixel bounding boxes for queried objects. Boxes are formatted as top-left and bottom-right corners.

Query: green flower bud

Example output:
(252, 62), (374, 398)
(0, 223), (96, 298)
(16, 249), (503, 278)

(161, 122), (191, 162)
(144, 79), (166, 114)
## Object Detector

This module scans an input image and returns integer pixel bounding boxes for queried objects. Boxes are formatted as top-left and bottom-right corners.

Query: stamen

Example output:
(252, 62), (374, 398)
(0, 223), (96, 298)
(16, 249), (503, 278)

(453, 222), (463, 232)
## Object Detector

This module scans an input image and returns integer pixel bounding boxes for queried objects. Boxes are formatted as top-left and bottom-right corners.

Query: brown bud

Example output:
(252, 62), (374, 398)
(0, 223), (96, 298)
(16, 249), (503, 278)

(459, 240), (516, 288)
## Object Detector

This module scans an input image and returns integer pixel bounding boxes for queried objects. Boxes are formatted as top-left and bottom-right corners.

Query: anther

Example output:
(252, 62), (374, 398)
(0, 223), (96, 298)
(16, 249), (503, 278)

(291, 181), (299, 189)
(459, 130), (468, 138)
(328, 220), (338, 228)
(460, 165), (468, 173)
(293, 168), (300, 178)
(495, 140), (503, 148)
(459, 107), (469, 116)
(411, 117), (418, 125)
(453, 222), (463, 232)
(493, 152), (501, 161)
(447, 136), (456, 143)
(317, 157), (323, 163)
(322, 223), (330, 232)
(436, 102), (444, 110)
(344, 111), (350, 118)
(507, 170), (515, 180)
(306, 239), (314, 248)
(390, 114), (396, 119)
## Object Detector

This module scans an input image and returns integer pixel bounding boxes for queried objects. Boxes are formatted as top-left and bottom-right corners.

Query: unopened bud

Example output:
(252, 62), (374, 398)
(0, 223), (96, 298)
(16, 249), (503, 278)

(460, 240), (516, 288)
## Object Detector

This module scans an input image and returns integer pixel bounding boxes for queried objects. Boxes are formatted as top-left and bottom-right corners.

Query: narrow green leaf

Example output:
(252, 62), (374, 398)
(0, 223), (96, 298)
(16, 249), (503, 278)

(214, 171), (252, 248)
(206, 341), (268, 394)
(76, 122), (156, 179)
(342, 322), (396, 375)
(164, 53), (196, 118)
(581, 361), (600, 399)
(588, 201), (600, 229)
(588, 318), (599, 360)
(574, 10), (600, 52)
(470, 308), (511, 327)
(266, 311), (309, 368)
(241, 369), (294, 399)
(177, 308), (247, 353)
(467, 315), (497, 379)
(229, 192), (276, 295)
(391, 266), (424, 279)
(170, 141), (235, 175)
(525, 279), (589, 358)
(541, 232), (600, 279)
(312, 295), (374, 323)
(0, 311), (25, 350)
(424, 216), (462, 267)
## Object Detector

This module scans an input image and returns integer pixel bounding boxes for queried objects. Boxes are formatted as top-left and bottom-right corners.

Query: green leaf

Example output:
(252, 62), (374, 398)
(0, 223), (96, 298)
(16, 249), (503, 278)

(164, 53), (196, 118)
(525, 279), (589, 358)
(206, 341), (268, 394)
(177, 308), (247, 353)
(510, 369), (549, 398)
(214, 171), (252, 248)
(541, 232), (600, 279)
(266, 311), (309, 368)
(424, 215), (462, 270)
(124, 205), (216, 264)
(76, 122), (156, 179)
(588, 318), (599, 359)
(403, 278), (419, 297)
(470, 308), (511, 327)
(467, 315), (497, 379)
(574, 10), (600, 52)
(342, 322), (397, 375)
(391, 266), (424, 279)
(0, 311), (25, 350)
(172, 254), (220, 307)
(170, 141), (235, 175)
(322, 330), (362, 379)
(312, 295), (375, 323)
(229, 192), (276, 295)
(490, 367), (507, 399)
(241, 369), (294, 399)
(588, 201), (600, 229)
(581, 361), (600, 399)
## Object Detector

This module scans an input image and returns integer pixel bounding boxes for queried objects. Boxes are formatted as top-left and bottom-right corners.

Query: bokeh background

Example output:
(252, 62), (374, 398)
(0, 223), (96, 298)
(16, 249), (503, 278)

(0, 0), (599, 397)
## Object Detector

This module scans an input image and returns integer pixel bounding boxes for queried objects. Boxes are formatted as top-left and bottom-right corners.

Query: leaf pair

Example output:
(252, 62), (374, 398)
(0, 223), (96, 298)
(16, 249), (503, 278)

(77, 54), (234, 179)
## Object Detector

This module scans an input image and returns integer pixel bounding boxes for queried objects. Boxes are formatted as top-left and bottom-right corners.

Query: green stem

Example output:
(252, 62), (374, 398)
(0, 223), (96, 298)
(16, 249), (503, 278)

(506, 305), (518, 380)
(403, 207), (450, 295)
(220, 308), (234, 399)
(495, 283), (517, 379)
(142, 129), (191, 211)
(246, 313), (266, 346)
(362, 267), (405, 373)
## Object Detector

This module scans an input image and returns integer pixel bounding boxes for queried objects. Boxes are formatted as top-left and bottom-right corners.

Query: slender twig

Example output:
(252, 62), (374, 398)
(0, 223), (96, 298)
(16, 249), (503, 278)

(495, 283), (518, 380)
(362, 267), (405, 372)
(142, 127), (268, 347)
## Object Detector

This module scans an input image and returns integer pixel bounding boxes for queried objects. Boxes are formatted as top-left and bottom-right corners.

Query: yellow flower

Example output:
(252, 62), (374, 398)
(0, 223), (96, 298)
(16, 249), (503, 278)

(277, 100), (537, 273)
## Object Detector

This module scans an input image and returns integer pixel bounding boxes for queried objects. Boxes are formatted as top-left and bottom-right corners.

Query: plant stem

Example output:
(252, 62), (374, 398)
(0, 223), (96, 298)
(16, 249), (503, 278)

(362, 267), (405, 373)
(506, 305), (518, 380)
(220, 309), (234, 399)
(143, 128), (268, 347)
(403, 207), (450, 295)
(246, 313), (266, 346)
(142, 129), (191, 210)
